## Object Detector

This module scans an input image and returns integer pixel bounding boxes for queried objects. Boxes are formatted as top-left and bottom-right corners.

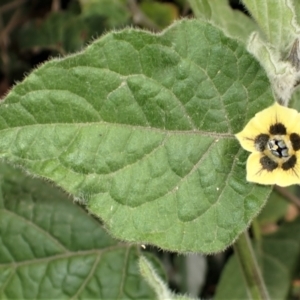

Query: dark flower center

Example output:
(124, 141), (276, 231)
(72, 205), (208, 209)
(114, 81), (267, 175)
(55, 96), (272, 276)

(267, 138), (289, 158)
(253, 123), (300, 172)
(254, 124), (300, 172)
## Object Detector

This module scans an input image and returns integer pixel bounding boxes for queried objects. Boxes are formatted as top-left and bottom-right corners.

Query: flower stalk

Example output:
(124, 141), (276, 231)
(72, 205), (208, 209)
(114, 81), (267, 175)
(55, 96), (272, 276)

(233, 231), (270, 300)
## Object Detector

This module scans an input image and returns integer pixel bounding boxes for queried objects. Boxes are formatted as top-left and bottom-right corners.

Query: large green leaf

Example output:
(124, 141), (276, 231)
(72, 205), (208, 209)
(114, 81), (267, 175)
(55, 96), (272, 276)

(0, 19), (273, 253)
(0, 163), (157, 299)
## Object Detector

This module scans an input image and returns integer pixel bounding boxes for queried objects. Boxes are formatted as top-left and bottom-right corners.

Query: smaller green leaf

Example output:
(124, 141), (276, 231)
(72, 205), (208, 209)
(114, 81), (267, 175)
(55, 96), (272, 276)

(0, 163), (157, 299)
(188, 0), (259, 43)
(242, 0), (300, 54)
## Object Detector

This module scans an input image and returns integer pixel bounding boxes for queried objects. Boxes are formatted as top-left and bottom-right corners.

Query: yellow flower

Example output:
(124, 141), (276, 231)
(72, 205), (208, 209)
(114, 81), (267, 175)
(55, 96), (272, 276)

(235, 103), (300, 187)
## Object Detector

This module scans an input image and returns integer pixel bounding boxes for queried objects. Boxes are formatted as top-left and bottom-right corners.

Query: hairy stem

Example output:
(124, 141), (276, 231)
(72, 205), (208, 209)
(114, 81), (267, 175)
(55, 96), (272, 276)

(233, 231), (270, 300)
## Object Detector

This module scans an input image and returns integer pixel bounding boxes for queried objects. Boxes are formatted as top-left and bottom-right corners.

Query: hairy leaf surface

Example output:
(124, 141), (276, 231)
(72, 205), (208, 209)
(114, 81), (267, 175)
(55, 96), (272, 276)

(0, 19), (273, 253)
(243, 0), (299, 54)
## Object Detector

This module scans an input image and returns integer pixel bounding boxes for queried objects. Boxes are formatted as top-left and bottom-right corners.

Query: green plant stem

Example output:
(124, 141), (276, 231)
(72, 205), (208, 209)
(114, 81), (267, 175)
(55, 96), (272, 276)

(251, 218), (261, 243)
(233, 231), (270, 300)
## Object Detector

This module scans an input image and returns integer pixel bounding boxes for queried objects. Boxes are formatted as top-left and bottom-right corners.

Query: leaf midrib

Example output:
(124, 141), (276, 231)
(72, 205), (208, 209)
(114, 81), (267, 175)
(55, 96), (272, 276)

(0, 122), (235, 138)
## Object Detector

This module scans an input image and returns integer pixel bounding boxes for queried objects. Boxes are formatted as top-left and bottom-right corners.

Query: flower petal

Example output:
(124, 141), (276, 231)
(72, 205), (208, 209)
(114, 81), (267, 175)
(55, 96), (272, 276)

(278, 151), (300, 187)
(246, 152), (277, 185)
(269, 103), (300, 134)
(236, 103), (300, 153)
(235, 130), (265, 153)
(252, 102), (300, 134)
(275, 168), (300, 187)
(246, 152), (300, 186)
